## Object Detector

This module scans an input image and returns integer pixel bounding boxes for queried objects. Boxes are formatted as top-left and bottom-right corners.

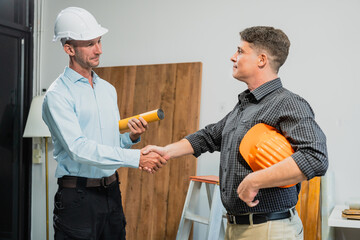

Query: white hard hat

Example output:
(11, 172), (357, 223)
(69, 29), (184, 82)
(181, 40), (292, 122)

(53, 7), (108, 42)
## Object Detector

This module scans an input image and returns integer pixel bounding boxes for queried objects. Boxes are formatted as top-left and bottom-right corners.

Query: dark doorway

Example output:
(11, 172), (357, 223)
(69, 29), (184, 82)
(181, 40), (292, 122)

(0, 0), (33, 239)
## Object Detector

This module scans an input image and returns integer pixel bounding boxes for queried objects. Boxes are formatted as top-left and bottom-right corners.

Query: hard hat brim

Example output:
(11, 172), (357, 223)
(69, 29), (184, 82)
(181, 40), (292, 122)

(53, 26), (108, 42)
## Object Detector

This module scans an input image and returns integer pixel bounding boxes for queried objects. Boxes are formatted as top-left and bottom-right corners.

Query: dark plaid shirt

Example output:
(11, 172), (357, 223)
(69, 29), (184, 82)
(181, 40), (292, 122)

(185, 78), (328, 214)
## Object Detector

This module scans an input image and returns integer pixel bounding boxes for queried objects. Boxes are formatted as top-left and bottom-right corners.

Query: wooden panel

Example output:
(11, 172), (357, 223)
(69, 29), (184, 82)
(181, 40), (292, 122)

(166, 63), (202, 239)
(94, 62), (202, 240)
(295, 177), (321, 240)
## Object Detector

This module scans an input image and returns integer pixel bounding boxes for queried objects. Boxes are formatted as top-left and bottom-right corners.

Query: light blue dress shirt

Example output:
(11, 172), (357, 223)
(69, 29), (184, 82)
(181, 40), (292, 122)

(42, 67), (140, 178)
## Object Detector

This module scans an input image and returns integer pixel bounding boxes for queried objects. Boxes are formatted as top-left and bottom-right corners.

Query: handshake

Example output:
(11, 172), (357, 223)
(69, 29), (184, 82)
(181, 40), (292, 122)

(137, 139), (193, 173)
(126, 117), (193, 173)
(139, 145), (170, 174)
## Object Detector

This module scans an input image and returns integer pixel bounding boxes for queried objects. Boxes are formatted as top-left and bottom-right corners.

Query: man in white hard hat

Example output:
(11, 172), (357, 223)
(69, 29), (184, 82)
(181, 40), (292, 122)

(42, 7), (166, 239)
(142, 26), (328, 239)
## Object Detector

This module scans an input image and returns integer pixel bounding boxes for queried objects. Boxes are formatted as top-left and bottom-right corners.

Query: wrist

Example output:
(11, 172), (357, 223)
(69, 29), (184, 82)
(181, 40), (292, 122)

(163, 146), (172, 159)
(129, 133), (140, 142)
(246, 172), (261, 189)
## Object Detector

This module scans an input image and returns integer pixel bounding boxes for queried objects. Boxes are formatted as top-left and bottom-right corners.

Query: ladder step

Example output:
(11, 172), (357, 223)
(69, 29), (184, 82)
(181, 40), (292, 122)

(184, 211), (209, 225)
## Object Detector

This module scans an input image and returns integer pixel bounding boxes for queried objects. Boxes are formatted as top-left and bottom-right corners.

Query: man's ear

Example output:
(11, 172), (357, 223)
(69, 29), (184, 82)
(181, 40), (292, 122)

(258, 53), (267, 68)
(63, 43), (75, 57)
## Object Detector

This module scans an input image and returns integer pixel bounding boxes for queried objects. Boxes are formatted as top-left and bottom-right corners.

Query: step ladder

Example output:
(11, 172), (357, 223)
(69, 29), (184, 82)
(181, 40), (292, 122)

(176, 175), (226, 240)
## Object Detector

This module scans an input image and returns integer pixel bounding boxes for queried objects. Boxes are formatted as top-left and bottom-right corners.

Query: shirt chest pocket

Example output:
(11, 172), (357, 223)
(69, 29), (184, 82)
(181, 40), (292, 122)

(237, 104), (258, 126)
(94, 92), (119, 134)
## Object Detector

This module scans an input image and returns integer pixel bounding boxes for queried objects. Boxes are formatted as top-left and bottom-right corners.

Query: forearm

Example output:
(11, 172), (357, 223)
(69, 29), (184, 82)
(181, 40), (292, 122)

(164, 139), (194, 159)
(248, 156), (306, 189)
(63, 137), (140, 169)
(237, 157), (306, 207)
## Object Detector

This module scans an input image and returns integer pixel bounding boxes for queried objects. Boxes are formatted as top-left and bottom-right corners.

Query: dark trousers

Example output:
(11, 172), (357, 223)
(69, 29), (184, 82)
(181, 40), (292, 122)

(53, 176), (126, 240)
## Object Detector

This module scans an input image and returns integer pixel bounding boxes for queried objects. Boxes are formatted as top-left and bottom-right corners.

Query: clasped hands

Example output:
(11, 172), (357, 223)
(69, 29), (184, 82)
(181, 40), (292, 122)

(139, 145), (169, 174)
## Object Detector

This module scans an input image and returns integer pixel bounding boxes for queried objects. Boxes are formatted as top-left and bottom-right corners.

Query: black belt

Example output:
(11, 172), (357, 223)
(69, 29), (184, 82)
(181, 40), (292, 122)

(226, 208), (295, 225)
(58, 172), (118, 188)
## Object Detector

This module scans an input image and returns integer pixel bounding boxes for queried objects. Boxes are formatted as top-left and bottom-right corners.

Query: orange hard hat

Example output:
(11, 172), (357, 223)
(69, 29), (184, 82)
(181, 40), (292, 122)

(239, 123), (295, 188)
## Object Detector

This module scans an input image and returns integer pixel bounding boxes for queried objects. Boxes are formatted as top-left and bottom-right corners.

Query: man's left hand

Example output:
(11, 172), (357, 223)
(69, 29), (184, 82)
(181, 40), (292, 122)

(128, 117), (148, 142)
(237, 173), (260, 207)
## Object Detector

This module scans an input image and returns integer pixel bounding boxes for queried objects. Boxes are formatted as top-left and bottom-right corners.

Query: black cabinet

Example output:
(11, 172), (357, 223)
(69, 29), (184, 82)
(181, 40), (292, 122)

(0, 0), (33, 239)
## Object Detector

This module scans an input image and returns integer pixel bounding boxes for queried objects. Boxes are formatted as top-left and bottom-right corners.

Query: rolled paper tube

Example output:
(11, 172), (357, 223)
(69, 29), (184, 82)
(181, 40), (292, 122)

(119, 109), (165, 130)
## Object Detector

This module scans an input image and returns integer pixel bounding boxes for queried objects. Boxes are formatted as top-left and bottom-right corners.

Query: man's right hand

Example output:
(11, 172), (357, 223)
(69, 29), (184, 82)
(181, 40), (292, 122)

(139, 151), (167, 174)
(140, 139), (194, 173)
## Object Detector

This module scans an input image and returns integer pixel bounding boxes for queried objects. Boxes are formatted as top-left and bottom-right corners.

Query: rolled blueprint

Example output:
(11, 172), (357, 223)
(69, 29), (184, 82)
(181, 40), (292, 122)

(118, 109), (165, 130)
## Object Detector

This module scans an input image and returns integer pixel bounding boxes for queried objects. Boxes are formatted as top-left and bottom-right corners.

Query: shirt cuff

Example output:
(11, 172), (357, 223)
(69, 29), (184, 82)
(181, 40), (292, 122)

(121, 149), (141, 168)
(185, 134), (202, 157)
(121, 132), (141, 148)
(291, 151), (315, 180)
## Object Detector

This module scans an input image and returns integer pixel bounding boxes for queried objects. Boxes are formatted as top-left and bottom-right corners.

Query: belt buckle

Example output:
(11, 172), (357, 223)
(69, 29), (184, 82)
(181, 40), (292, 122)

(227, 214), (237, 224)
(233, 215), (237, 224)
(101, 177), (109, 188)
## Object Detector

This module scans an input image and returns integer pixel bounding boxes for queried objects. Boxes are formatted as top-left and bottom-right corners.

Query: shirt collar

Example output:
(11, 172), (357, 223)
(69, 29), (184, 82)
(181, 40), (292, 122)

(238, 78), (283, 104)
(250, 78), (282, 101)
(63, 67), (99, 85)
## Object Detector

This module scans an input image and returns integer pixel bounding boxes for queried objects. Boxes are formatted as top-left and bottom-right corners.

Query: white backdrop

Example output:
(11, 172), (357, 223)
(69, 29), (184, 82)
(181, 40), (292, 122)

(31, 0), (360, 239)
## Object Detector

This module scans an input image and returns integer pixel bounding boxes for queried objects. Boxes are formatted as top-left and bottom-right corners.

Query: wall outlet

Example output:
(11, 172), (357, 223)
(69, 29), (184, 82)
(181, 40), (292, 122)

(32, 141), (42, 164)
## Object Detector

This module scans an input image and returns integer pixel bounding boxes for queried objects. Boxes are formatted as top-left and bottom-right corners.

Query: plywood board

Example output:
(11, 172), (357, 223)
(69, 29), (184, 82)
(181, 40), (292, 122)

(295, 177), (321, 240)
(95, 62), (202, 240)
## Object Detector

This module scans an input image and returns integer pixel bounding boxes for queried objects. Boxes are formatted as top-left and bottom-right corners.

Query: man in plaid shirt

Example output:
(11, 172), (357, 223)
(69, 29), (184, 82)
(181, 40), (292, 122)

(142, 26), (328, 240)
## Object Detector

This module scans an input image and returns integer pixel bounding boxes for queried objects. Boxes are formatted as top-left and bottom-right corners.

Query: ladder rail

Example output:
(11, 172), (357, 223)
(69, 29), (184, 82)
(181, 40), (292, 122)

(176, 176), (226, 240)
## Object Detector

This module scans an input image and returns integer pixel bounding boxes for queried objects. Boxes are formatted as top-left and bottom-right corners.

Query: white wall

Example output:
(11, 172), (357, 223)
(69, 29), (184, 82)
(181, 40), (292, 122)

(32, 0), (360, 239)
